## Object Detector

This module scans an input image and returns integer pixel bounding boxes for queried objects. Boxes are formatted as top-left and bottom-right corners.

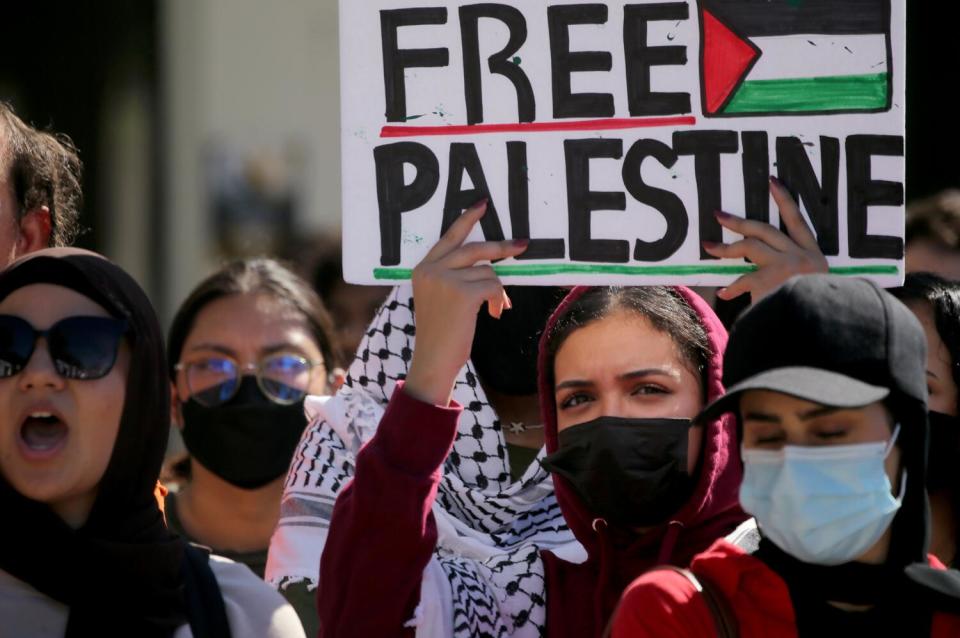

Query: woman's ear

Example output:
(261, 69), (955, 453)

(329, 367), (347, 392)
(170, 381), (184, 430)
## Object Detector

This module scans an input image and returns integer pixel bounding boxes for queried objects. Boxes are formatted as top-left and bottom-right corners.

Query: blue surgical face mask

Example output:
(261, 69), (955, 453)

(739, 425), (905, 566)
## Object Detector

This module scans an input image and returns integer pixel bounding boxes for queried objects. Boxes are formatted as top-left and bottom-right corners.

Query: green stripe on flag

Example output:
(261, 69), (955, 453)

(373, 263), (899, 280)
(723, 73), (888, 113)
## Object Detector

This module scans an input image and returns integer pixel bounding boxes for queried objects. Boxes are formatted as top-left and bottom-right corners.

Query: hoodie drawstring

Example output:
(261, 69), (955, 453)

(592, 518), (613, 634)
(656, 520), (684, 565)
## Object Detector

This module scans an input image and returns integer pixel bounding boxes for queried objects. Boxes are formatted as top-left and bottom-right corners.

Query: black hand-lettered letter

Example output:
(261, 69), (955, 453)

(460, 4), (535, 125)
(741, 131), (770, 223)
(674, 130), (739, 258)
(548, 5), (615, 119)
(507, 142), (566, 259)
(847, 135), (904, 259)
(623, 3), (691, 116)
(374, 142), (440, 266)
(381, 8), (449, 122)
(441, 143), (506, 241)
(775, 136), (840, 256)
(565, 139), (628, 262)
(622, 138), (688, 261)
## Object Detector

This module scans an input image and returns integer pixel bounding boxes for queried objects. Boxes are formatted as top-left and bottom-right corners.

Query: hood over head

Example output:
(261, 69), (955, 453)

(538, 285), (745, 568)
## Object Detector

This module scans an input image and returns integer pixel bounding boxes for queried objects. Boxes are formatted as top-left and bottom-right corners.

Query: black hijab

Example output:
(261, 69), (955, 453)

(0, 251), (188, 636)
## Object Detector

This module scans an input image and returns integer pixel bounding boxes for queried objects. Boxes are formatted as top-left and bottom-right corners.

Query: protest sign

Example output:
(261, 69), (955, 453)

(339, 0), (905, 286)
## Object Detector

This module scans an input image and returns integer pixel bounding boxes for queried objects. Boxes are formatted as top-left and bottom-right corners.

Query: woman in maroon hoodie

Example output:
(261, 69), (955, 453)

(536, 285), (748, 637)
(318, 202), (748, 637)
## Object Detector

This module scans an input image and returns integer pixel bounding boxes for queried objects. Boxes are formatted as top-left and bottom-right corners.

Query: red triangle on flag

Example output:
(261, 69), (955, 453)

(702, 9), (760, 114)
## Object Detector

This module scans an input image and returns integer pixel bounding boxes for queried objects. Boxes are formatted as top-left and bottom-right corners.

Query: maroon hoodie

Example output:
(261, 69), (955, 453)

(537, 286), (747, 638)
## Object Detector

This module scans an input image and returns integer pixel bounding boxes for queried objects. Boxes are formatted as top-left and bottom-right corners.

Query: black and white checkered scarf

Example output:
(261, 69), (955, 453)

(267, 286), (577, 637)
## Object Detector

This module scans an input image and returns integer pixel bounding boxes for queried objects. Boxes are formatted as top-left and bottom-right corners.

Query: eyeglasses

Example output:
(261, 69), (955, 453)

(175, 353), (323, 407)
(0, 315), (129, 380)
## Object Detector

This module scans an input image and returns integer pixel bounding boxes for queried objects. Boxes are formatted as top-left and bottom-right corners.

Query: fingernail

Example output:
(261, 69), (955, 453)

(769, 175), (783, 188)
(505, 295), (513, 310)
(702, 241), (721, 250)
(512, 238), (530, 249)
(714, 210), (731, 220)
(717, 287), (729, 298)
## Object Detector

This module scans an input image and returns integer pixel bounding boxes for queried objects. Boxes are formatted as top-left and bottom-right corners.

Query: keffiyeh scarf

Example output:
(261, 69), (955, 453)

(267, 286), (577, 636)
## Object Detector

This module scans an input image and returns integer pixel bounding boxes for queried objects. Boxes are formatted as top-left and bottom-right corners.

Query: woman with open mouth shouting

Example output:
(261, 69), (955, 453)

(0, 249), (304, 637)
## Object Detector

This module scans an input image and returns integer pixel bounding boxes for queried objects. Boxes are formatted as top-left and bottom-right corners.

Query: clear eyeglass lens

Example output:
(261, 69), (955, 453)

(259, 354), (312, 404)
(186, 357), (239, 406)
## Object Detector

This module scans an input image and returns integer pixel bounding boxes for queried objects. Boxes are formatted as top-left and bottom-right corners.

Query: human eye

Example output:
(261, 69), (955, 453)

(631, 383), (669, 396)
(744, 424), (785, 448)
(559, 392), (593, 410)
(815, 428), (848, 441)
(754, 433), (786, 446)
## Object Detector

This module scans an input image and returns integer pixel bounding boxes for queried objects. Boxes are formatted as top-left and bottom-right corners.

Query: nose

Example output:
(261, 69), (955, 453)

(17, 338), (66, 392)
(599, 393), (629, 419)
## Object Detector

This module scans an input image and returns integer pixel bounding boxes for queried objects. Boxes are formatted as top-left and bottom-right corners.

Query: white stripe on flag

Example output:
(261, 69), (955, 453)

(747, 34), (888, 81)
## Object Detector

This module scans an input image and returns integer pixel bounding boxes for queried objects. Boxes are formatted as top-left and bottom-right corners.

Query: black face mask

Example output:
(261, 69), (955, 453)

(180, 376), (308, 490)
(470, 285), (565, 396)
(928, 411), (960, 493)
(541, 416), (696, 527)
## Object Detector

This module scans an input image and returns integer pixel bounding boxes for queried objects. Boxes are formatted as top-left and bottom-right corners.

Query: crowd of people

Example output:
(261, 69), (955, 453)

(2, 97), (960, 638)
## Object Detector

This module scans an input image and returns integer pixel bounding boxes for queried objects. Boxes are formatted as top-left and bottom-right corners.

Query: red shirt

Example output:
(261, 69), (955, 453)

(611, 539), (960, 637)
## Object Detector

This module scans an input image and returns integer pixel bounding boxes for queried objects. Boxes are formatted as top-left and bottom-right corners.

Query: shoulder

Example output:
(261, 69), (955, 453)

(209, 556), (307, 638)
(934, 612), (960, 636)
(0, 570), (68, 637)
(612, 566), (716, 638)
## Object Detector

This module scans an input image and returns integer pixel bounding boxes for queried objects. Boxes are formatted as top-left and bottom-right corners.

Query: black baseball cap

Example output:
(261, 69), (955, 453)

(699, 274), (927, 422)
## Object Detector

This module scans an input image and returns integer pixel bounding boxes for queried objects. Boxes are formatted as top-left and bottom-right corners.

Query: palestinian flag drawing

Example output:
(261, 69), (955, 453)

(698, 0), (893, 117)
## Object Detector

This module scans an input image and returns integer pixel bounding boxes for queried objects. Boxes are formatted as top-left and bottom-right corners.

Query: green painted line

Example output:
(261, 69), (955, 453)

(373, 263), (899, 280)
(723, 73), (888, 114)
(828, 265), (900, 276)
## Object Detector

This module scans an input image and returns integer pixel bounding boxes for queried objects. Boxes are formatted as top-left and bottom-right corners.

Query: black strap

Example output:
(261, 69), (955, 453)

(181, 544), (232, 638)
(657, 566), (739, 638)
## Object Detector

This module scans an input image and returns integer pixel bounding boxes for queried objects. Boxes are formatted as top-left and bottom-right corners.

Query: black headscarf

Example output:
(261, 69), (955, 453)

(0, 250), (188, 637)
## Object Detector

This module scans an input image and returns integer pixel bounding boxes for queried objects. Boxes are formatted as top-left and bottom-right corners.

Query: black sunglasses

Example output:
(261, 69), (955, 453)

(0, 315), (129, 380)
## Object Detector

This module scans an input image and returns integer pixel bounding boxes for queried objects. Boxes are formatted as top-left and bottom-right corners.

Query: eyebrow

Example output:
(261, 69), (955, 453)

(620, 368), (678, 381)
(742, 411), (780, 423)
(188, 343), (236, 356)
(554, 368), (675, 391)
(798, 406), (842, 420)
(260, 343), (311, 358)
(188, 342), (310, 359)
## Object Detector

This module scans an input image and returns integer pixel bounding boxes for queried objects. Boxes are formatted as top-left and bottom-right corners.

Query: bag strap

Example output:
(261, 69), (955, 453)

(181, 544), (232, 638)
(658, 566), (739, 638)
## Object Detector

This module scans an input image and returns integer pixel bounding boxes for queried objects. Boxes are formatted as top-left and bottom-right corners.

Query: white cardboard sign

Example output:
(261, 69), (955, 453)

(340, 0), (906, 286)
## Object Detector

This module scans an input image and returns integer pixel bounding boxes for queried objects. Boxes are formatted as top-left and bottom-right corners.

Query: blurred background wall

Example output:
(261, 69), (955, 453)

(0, 0), (954, 322)
(1, 0), (341, 324)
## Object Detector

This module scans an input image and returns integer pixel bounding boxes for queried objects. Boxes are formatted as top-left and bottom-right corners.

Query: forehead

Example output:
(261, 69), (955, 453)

(0, 283), (111, 325)
(739, 390), (823, 414)
(183, 292), (316, 349)
(554, 311), (685, 378)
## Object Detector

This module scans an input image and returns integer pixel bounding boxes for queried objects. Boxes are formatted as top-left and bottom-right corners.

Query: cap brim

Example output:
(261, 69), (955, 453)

(698, 366), (891, 423)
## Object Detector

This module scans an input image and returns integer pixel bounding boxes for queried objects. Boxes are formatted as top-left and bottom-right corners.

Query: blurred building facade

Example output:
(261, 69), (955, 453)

(1, 0), (341, 324)
(0, 0), (954, 323)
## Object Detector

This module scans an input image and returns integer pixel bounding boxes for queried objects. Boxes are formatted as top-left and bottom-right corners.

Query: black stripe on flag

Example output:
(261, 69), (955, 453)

(701, 0), (889, 37)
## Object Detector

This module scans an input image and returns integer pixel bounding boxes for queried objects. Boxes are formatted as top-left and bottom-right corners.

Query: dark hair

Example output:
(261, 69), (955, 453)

(167, 257), (341, 379)
(0, 102), (83, 247)
(544, 286), (711, 393)
(890, 272), (960, 413)
(905, 190), (960, 250)
(310, 240), (346, 303)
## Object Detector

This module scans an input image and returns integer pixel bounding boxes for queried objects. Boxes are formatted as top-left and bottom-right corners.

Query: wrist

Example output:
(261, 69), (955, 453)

(404, 358), (458, 406)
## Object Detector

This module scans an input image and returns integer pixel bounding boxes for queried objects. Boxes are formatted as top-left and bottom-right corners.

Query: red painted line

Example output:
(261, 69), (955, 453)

(380, 116), (697, 138)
